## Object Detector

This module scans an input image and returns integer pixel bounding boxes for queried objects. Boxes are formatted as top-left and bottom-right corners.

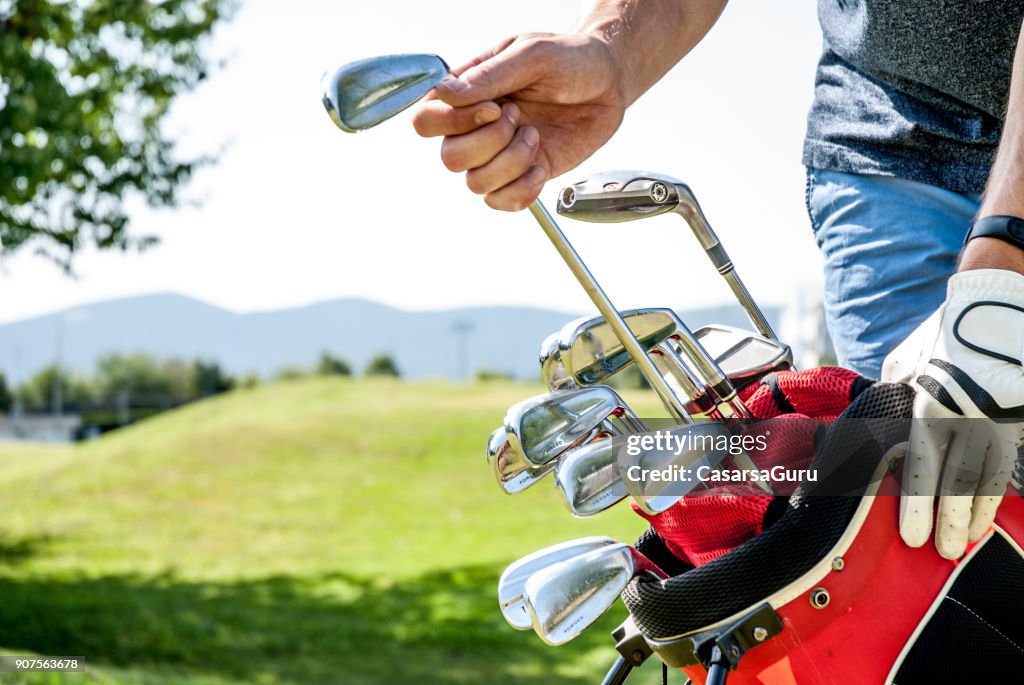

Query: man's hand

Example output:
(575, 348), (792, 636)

(411, 0), (729, 211)
(412, 32), (627, 211)
(883, 269), (1024, 559)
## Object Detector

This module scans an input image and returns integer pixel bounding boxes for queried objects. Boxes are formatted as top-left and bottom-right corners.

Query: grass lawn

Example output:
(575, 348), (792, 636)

(0, 378), (670, 685)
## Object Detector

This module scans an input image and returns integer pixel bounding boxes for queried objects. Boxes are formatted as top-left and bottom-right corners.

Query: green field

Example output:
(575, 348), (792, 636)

(0, 379), (669, 685)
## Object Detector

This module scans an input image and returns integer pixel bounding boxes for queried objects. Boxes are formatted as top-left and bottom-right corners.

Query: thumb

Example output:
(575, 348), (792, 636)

(435, 39), (543, 107)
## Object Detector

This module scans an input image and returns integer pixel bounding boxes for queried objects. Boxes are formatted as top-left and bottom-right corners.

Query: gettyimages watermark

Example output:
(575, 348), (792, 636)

(610, 417), (1016, 499)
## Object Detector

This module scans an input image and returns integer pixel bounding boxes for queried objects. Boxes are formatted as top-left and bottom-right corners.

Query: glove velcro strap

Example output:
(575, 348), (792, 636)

(927, 359), (1024, 421)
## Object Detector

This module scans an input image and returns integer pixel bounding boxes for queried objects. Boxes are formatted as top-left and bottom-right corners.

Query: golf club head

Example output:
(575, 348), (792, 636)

(558, 309), (679, 386)
(497, 536), (617, 630)
(554, 438), (628, 517)
(505, 387), (643, 467)
(487, 421), (621, 494)
(556, 170), (779, 340)
(524, 543), (666, 645)
(321, 54), (449, 132)
(539, 331), (575, 391)
(556, 170), (687, 223)
(561, 307), (746, 420)
(622, 421), (735, 514)
(694, 324), (793, 386)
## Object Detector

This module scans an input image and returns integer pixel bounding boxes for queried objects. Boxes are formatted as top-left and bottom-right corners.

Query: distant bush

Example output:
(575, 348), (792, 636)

(274, 367), (309, 382)
(365, 354), (401, 378)
(192, 360), (234, 396)
(0, 372), (10, 413)
(475, 369), (515, 382)
(316, 352), (352, 377)
(237, 374), (262, 389)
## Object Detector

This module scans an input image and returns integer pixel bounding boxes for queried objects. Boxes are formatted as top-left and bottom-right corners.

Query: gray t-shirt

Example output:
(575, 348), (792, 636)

(804, 0), (1024, 194)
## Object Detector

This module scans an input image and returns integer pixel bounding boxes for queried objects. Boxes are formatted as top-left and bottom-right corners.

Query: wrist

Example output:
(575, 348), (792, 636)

(960, 233), (1024, 276)
(575, 22), (637, 105)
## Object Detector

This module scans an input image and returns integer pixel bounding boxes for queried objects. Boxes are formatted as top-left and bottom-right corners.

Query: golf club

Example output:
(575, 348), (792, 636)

(487, 423), (616, 494)
(539, 331), (574, 391)
(321, 54), (704, 427)
(523, 543), (667, 645)
(504, 386), (646, 468)
(321, 54), (449, 132)
(556, 170), (777, 341)
(498, 536), (618, 630)
(694, 324), (794, 386)
(559, 308), (751, 421)
(553, 437), (628, 517)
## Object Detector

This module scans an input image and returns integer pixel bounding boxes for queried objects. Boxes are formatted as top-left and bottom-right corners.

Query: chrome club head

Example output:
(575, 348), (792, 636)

(554, 438), (628, 517)
(539, 331), (575, 391)
(557, 170), (778, 341)
(558, 309), (680, 386)
(556, 170), (681, 223)
(487, 420), (623, 494)
(560, 307), (750, 421)
(693, 324), (793, 386)
(505, 387), (644, 467)
(497, 536), (617, 630)
(524, 543), (666, 645)
(321, 53), (449, 132)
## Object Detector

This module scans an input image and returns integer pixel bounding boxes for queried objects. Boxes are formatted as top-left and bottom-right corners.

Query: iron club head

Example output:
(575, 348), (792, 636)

(553, 438), (628, 517)
(497, 536), (617, 630)
(505, 387), (645, 467)
(524, 543), (666, 645)
(321, 53), (449, 132)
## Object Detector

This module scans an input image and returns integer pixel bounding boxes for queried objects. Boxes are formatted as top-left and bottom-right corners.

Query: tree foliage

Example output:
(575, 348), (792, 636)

(16, 364), (94, 411)
(192, 359), (233, 395)
(0, 0), (234, 266)
(0, 371), (11, 412)
(316, 352), (352, 377)
(365, 354), (401, 378)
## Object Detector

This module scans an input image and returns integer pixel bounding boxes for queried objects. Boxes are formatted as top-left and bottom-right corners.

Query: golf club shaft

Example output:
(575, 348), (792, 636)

(528, 201), (692, 425)
(723, 270), (776, 341)
(675, 194), (777, 341)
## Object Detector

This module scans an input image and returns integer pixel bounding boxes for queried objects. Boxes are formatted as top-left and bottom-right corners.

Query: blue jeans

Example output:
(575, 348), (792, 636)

(804, 169), (981, 379)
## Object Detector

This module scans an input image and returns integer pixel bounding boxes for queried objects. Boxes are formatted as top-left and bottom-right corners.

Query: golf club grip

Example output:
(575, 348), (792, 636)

(528, 200), (693, 424)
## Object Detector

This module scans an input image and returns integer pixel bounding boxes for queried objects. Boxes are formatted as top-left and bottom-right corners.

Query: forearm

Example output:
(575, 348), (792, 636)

(575, 0), (729, 105)
(963, 18), (1024, 274)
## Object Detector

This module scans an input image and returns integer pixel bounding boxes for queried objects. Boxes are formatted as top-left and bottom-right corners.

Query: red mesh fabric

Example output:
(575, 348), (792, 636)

(742, 366), (861, 420)
(639, 367), (862, 567)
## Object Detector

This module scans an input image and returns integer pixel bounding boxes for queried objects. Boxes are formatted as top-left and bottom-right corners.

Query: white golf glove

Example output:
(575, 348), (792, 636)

(882, 269), (1024, 559)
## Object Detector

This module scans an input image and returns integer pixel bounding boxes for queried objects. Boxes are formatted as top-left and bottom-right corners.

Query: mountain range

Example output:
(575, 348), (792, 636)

(0, 293), (780, 381)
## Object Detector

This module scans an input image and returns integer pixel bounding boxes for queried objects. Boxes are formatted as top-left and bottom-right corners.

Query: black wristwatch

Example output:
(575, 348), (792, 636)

(964, 215), (1024, 250)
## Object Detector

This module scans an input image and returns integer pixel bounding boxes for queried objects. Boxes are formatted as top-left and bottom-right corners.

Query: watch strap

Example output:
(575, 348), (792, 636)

(965, 215), (1024, 249)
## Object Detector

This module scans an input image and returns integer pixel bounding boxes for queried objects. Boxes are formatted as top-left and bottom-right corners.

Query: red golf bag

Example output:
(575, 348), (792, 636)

(622, 369), (1024, 684)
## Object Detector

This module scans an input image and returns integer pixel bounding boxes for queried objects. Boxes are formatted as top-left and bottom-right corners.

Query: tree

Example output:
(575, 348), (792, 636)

(0, 372), (10, 413)
(0, 1), (234, 266)
(16, 364), (94, 412)
(191, 359), (233, 396)
(316, 352), (352, 377)
(95, 353), (171, 398)
(365, 354), (401, 378)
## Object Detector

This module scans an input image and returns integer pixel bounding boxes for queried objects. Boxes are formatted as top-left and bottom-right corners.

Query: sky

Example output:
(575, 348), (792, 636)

(0, 0), (824, 324)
